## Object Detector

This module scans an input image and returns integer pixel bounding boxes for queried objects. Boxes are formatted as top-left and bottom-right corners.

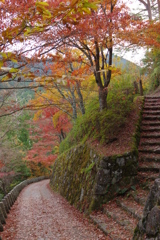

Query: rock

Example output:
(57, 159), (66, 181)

(133, 178), (160, 239)
(80, 188), (84, 201)
(112, 169), (122, 183)
(99, 160), (108, 169)
(116, 157), (125, 167)
(94, 184), (105, 195)
(146, 206), (160, 237)
(144, 178), (160, 219)
(96, 169), (111, 185)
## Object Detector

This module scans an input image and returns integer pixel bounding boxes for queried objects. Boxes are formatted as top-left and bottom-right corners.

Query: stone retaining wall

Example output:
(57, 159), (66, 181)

(0, 176), (48, 239)
(50, 144), (138, 213)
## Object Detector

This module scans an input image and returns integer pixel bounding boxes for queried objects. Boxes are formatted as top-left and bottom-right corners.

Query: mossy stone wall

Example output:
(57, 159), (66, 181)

(50, 97), (143, 213)
(50, 144), (138, 213)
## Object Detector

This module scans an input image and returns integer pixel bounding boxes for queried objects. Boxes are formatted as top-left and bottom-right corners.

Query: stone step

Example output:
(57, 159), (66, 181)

(143, 110), (160, 115)
(143, 115), (160, 121)
(144, 103), (160, 106)
(139, 152), (160, 162)
(144, 99), (160, 105)
(138, 161), (160, 172)
(145, 97), (160, 101)
(90, 212), (133, 240)
(139, 147), (160, 155)
(145, 96), (160, 99)
(142, 121), (160, 126)
(144, 104), (160, 108)
(140, 139), (160, 146)
(129, 187), (149, 206)
(116, 197), (143, 220)
(141, 132), (160, 138)
(137, 171), (159, 181)
(144, 101), (160, 104)
(131, 192), (147, 206)
(141, 127), (160, 132)
(144, 106), (160, 111)
(103, 201), (138, 234)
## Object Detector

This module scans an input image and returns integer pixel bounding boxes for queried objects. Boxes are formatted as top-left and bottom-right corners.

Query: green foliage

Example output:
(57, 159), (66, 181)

(117, 187), (128, 195)
(0, 194), (3, 201)
(27, 161), (51, 177)
(18, 128), (32, 150)
(59, 76), (136, 153)
(131, 185), (136, 191)
(5, 111), (33, 150)
(141, 47), (160, 92)
(17, 112), (33, 150)
(81, 162), (95, 174)
(13, 160), (31, 178)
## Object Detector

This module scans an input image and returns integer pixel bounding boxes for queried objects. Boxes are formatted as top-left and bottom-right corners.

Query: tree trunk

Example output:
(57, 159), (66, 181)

(139, 79), (143, 96)
(147, 0), (152, 20)
(133, 81), (139, 94)
(99, 87), (108, 111)
(138, 0), (152, 20)
(58, 129), (66, 142)
(158, 0), (160, 19)
(76, 82), (85, 115)
(70, 89), (77, 119)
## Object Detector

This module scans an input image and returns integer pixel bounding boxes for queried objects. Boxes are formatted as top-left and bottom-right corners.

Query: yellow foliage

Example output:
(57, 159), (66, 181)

(52, 110), (63, 128)
(53, 146), (59, 154)
(33, 110), (42, 121)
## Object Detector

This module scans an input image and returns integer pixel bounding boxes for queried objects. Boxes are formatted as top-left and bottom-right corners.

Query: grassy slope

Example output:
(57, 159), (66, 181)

(59, 76), (143, 156)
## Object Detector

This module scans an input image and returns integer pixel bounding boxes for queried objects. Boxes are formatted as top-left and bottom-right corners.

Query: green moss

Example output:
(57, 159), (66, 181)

(131, 96), (144, 154)
(133, 226), (140, 238)
(50, 144), (100, 213)
(89, 197), (100, 212)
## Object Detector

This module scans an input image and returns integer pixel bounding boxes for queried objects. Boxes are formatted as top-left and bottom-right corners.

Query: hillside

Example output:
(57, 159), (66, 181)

(50, 89), (160, 239)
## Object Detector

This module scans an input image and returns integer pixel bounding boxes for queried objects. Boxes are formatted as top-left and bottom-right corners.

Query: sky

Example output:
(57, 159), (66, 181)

(116, 0), (146, 66)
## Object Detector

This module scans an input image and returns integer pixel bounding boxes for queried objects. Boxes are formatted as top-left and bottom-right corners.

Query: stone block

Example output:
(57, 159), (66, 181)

(80, 188), (84, 201)
(96, 169), (111, 185)
(7, 194), (12, 207)
(0, 223), (3, 232)
(9, 193), (14, 206)
(0, 202), (7, 219)
(146, 206), (160, 237)
(112, 169), (122, 184)
(94, 184), (105, 195)
(0, 202), (7, 220)
(4, 197), (10, 211)
(99, 160), (108, 169)
(116, 157), (125, 167)
(0, 207), (5, 224)
(2, 199), (9, 214)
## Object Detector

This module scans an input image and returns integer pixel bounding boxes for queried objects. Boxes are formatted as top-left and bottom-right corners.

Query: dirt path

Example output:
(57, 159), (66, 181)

(1, 180), (108, 240)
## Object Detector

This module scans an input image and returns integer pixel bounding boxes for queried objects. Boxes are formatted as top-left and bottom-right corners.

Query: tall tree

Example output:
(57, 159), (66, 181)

(0, 0), (145, 111)
(32, 1), (142, 110)
(26, 106), (71, 165)
(137, 0), (160, 20)
(138, 0), (153, 20)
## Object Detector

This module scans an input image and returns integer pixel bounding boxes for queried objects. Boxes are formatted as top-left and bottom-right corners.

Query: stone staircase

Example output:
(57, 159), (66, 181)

(138, 96), (160, 173)
(90, 96), (160, 240)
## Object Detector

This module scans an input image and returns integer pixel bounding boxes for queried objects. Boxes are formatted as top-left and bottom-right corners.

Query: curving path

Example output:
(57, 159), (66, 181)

(1, 180), (108, 240)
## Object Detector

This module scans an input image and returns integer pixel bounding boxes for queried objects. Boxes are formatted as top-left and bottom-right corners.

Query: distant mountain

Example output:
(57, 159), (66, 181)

(113, 54), (139, 70)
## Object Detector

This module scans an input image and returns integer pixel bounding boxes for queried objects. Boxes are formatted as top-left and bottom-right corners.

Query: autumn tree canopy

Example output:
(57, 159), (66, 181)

(0, 0), (157, 111)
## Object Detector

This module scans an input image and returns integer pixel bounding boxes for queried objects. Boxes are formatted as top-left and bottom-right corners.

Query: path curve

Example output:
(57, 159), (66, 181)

(1, 180), (108, 240)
